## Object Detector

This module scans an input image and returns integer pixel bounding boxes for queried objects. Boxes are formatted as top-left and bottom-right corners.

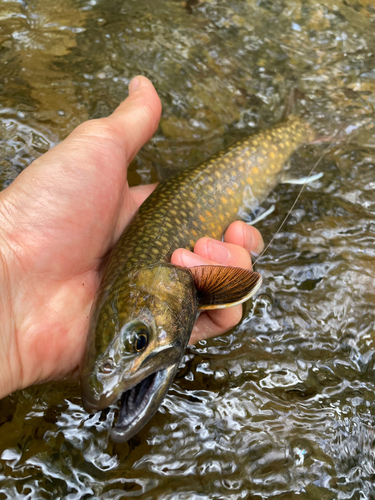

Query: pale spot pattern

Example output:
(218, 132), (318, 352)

(94, 116), (315, 346)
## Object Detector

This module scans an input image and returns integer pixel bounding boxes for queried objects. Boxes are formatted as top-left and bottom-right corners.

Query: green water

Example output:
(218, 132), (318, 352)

(1, 0), (375, 498)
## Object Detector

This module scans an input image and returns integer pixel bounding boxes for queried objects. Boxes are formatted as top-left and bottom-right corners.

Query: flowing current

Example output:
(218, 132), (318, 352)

(0, 0), (375, 498)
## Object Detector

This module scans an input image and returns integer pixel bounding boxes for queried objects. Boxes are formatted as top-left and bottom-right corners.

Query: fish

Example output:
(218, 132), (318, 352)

(80, 115), (316, 442)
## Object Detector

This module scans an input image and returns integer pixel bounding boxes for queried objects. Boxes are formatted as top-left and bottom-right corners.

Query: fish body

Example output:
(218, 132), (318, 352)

(80, 115), (315, 442)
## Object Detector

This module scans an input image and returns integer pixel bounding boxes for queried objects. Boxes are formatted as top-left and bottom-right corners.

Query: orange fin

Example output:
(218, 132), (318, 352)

(188, 265), (262, 310)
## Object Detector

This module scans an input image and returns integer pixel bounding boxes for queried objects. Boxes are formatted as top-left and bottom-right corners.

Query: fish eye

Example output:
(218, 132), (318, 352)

(121, 321), (150, 353)
(134, 330), (148, 352)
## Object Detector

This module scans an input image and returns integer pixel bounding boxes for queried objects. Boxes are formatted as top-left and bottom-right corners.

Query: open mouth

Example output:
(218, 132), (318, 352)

(116, 371), (159, 427)
(110, 365), (177, 443)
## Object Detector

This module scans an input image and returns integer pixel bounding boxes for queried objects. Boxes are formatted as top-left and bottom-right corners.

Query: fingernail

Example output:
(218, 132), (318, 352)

(253, 242), (264, 256)
(243, 224), (254, 253)
(129, 77), (140, 95)
(244, 225), (264, 255)
(179, 249), (207, 268)
(207, 240), (230, 264)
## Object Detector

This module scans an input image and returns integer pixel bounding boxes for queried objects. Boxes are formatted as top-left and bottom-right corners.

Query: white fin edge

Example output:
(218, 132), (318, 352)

(198, 275), (263, 310)
(247, 205), (275, 226)
(281, 172), (324, 185)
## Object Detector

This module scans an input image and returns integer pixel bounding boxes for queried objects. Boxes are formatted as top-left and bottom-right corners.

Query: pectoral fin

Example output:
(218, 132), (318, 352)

(188, 266), (262, 310)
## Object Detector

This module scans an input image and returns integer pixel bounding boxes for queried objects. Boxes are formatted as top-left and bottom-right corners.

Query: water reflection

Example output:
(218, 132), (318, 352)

(1, 0), (375, 498)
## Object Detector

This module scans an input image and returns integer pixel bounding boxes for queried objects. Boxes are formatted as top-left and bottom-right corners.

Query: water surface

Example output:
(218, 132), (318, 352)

(1, 0), (375, 498)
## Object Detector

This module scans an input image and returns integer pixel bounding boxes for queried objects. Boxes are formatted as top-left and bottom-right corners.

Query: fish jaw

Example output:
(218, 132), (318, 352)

(81, 339), (186, 413)
(81, 263), (199, 432)
(110, 362), (180, 442)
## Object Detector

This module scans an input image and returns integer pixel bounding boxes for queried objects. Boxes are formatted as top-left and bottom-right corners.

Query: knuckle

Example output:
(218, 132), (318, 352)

(73, 118), (118, 140)
(137, 100), (160, 131)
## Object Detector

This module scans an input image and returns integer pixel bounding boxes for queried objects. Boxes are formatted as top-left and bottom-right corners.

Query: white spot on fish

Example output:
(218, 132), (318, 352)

(159, 328), (168, 340)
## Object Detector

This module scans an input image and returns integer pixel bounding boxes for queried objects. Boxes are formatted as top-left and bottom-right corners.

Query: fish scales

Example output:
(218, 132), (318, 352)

(103, 115), (314, 285)
(81, 115), (315, 441)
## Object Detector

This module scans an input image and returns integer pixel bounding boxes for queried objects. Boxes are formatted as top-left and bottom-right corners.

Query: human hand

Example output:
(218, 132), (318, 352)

(0, 76), (263, 399)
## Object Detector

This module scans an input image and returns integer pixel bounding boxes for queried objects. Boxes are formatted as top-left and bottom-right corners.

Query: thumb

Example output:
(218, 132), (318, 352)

(0, 76), (162, 256)
(106, 75), (162, 164)
(2, 75), (162, 194)
(60, 74), (161, 170)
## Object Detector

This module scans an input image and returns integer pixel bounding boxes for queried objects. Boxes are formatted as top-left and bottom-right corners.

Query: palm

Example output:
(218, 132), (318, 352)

(0, 127), (155, 388)
(0, 76), (263, 398)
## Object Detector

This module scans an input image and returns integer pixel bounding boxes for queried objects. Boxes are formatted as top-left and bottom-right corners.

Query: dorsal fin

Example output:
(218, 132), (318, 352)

(188, 265), (262, 310)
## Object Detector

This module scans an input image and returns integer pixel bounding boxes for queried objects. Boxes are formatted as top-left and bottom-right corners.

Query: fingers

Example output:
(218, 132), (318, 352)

(171, 222), (264, 269)
(128, 183), (158, 211)
(189, 306), (243, 345)
(106, 76), (162, 164)
(224, 221), (264, 255)
(172, 238), (252, 269)
(66, 76), (161, 166)
(20, 76), (161, 179)
(1, 76), (162, 229)
(171, 240), (247, 344)
(171, 221), (264, 345)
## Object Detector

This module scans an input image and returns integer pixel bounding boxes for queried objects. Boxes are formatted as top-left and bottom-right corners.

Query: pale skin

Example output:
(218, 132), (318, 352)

(0, 76), (263, 400)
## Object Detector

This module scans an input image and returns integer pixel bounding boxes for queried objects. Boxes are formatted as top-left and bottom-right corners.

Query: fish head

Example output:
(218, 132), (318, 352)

(80, 260), (262, 442)
(80, 263), (198, 441)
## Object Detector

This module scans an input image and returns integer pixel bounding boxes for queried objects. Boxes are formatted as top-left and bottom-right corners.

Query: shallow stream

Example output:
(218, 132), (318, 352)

(1, 0), (375, 498)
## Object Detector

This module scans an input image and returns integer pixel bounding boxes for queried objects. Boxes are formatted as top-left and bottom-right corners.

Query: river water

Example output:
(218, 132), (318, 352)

(1, 0), (375, 498)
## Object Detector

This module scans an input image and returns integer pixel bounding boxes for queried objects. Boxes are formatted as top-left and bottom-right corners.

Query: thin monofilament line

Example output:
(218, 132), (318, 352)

(252, 125), (348, 267)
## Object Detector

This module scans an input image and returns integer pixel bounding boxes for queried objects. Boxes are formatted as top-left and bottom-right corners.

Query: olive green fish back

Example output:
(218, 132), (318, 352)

(83, 114), (315, 410)
(102, 115), (314, 287)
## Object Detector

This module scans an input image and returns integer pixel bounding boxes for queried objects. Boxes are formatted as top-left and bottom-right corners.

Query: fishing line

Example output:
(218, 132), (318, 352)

(252, 122), (350, 267)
